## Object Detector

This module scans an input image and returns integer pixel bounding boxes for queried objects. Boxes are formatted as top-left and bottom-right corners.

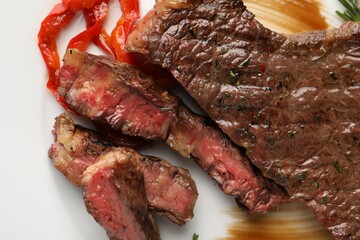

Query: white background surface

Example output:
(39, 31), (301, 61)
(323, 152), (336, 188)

(0, 0), (344, 239)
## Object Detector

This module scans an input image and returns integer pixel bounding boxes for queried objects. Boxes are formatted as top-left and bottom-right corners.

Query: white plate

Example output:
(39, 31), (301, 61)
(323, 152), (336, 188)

(0, 0), (346, 239)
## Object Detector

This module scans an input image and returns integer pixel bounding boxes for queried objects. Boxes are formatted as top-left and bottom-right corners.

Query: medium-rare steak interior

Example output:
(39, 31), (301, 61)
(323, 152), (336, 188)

(49, 113), (198, 225)
(58, 48), (288, 213)
(82, 149), (160, 240)
(126, 0), (360, 239)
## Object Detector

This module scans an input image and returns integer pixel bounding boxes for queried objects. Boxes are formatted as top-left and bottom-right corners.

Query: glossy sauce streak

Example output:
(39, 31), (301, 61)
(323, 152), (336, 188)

(243, 0), (329, 33)
(222, 203), (334, 240)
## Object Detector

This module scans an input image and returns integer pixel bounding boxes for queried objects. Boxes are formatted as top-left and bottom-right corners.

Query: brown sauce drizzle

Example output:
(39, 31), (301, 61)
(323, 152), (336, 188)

(222, 203), (334, 240)
(243, 0), (329, 33)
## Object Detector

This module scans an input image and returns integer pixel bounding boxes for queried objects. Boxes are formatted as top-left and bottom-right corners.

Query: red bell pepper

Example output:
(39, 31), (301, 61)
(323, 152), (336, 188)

(82, 0), (114, 56)
(110, 0), (140, 64)
(38, 3), (75, 109)
(62, 0), (98, 11)
(67, 0), (111, 52)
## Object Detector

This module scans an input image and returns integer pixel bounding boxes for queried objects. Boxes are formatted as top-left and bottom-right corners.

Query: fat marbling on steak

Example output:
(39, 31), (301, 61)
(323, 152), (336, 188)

(57, 48), (288, 213)
(126, 0), (360, 239)
(48, 112), (198, 225)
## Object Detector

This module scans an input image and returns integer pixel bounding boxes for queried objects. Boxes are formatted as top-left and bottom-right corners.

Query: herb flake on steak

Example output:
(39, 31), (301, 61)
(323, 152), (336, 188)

(126, 0), (360, 239)
(58, 49), (288, 213)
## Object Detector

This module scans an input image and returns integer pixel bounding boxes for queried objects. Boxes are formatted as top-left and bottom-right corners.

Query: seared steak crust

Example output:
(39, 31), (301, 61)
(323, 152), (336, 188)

(126, 0), (360, 239)
(49, 113), (198, 225)
(82, 149), (160, 240)
(48, 113), (112, 185)
(58, 49), (288, 212)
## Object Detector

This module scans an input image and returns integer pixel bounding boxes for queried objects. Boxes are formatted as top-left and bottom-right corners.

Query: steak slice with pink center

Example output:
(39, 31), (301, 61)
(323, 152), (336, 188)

(49, 112), (198, 225)
(57, 49), (288, 212)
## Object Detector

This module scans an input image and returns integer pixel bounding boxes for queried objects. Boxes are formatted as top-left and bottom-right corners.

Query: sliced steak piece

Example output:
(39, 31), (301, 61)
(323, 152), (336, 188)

(58, 49), (178, 140)
(49, 112), (198, 225)
(167, 105), (286, 211)
(82, 148), (160, 240)
(126, 0), (360, 239)
(58, 48), (288, 212)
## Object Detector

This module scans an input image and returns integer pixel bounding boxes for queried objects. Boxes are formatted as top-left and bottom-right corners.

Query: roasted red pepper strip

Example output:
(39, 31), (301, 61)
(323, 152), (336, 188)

(62, 0), (98, 11)
(67, 0), (110, 51)
(39, 0), (113, 110)
(38, 3), (75, 110)
(110, 0), (140, 64)
(83, 0), (114, 56)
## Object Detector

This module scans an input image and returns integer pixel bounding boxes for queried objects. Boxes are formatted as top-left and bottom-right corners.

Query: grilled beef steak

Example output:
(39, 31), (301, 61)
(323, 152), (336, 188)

(58, 49), (288, 212)
(126, 0), (360, 239)
(82, 149), (160, 240)
(49, 113), (198, 225)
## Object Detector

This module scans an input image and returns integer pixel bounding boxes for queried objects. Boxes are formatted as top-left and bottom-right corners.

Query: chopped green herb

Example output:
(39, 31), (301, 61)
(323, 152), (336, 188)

(229, 68), (238, 83)
(240, 57), (251, 67)
(287, 131), (297, 138)
(229, 69), (237, 77)
(193, 233), (199, 240)
(223, 92), (231, 99)
(223, 105), (231, 111)
(235, 103), (244, 111)
(329, 72), (338, 80)
(160, 107), (172, 112)
(333, 161), (344, 173)
(297, 171), (308, 181)
(264, 119), (271, 129)
(229, 77), (237, 84)
(314, 181), (320, 189)
(218, 14), (226, 20)
(245, 148), (252, 156)
(322, 196), (329, 203)
(315, 114), (322, 122)
(214, 59), (220, 68)
(336, 0), (360, 21)
(229, 68), (241, 83)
